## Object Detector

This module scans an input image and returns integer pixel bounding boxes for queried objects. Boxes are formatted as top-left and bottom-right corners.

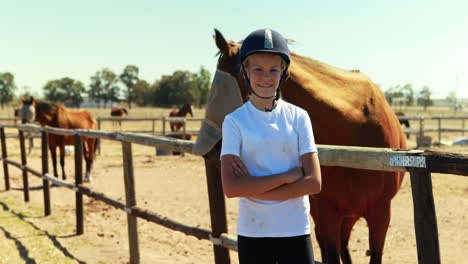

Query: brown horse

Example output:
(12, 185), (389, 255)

(110, 107), (128, 130)
(193, 30), (407, 264)
(20, 97), (98, 182)
(169, 103), (193, 131)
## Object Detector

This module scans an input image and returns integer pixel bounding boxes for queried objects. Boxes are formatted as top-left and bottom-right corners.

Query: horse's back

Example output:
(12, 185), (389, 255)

(289, 52), (404, 148)
(286, 53), (406, 205)
(169, 109), (178, 117)
(111, 108), (124, 116)
(58, 107), (97, 130)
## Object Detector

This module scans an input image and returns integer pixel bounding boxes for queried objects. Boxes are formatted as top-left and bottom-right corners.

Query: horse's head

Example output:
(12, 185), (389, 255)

(186, 103), (194, 117)
(20, 97), (36, 124)
(122, 108), (128, 115)
(193, 29), (248, 156)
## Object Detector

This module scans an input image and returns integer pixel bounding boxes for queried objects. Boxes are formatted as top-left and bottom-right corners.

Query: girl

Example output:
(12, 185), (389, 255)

(221, 29), (322, 264)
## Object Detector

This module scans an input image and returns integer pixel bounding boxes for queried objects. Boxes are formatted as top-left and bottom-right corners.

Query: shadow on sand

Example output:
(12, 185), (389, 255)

(0, 201), (87, 264)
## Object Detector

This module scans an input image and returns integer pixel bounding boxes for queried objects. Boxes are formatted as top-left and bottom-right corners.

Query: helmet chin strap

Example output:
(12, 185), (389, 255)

(241, 64), (289, 112)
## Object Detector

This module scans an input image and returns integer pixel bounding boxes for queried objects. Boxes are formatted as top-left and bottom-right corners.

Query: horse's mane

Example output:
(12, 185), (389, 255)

(290, 52), (363, 77)
(35, 100), (61, 123)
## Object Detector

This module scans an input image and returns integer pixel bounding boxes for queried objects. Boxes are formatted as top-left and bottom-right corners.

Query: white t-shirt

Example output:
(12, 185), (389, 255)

(221, 99), (317, 237)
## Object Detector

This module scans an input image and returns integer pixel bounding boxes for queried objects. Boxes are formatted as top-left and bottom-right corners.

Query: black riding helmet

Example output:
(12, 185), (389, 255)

(239, 29), (291, 111)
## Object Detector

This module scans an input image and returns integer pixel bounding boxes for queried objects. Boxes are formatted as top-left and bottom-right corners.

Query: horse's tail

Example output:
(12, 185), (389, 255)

(94, 137), (100, 155)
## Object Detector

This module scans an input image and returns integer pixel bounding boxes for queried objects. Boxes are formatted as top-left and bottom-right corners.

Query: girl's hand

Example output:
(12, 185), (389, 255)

(232, 156), (250, 177)
(283, 167), (304, 184)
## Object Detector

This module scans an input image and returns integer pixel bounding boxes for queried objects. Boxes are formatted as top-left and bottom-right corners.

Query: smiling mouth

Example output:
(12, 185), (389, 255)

(258, 84), (273, 89)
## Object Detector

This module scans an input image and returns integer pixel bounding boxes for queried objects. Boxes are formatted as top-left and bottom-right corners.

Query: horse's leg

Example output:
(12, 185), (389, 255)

(319, 202), (342, 264)
(366, 200), (391, 264)
(59, 144), (66, 180)
(49, 144), (59, 178)
(83, 139), (95, 182)
(309, 196), (326, 261)
(340, 216), (360, 264)
(310, 197), (342, 264)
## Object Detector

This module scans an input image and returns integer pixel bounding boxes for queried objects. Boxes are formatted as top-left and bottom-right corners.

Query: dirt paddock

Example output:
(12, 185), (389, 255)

(0, 134), (467, 263)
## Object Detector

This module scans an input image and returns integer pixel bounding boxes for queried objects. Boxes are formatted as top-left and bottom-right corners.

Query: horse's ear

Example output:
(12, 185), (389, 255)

(214, 29), (229, 56)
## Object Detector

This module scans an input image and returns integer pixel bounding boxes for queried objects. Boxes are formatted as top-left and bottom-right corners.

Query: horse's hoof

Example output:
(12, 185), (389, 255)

(84, 176), (92, 182)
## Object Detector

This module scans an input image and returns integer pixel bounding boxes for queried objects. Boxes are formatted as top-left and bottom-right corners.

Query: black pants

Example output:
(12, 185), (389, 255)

(237, 235), (315, 264)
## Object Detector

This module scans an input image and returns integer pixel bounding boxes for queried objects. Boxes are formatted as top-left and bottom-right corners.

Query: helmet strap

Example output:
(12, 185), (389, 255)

(241, 64), (289, 112)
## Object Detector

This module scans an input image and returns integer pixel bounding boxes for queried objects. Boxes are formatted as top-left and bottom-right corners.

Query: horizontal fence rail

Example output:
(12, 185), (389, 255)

(96, 117), (204, 122)
(1, 122), (468, 264)
(398, 116), (468, 147)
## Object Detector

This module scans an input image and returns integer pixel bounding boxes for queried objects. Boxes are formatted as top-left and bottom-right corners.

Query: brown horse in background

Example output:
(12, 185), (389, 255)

(169, 103), (193, 131)
(110, 107), (128, 130)
(194, 30), (407, 264)
(20, 97), (98, 182)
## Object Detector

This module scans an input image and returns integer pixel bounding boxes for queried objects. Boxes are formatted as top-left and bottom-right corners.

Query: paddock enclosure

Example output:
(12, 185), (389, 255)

(0, 106), (468, 263)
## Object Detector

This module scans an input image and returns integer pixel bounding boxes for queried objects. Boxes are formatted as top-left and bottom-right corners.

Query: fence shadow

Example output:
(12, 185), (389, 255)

(0, 201), (87, 264)
(12, 184), (61, 192)
(0, 225), (37, 263)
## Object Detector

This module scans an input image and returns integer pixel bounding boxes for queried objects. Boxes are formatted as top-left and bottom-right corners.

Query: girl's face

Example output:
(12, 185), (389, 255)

(245, 53), (284, 98)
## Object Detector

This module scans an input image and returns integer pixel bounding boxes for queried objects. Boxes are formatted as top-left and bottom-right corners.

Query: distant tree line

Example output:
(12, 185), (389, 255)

(0, 65), (211, 109)
(384, 83), (434, 110)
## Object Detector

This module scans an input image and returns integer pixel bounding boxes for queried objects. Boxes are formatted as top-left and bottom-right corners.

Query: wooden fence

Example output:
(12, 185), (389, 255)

(0, 122), (467, 264)
(97, 116), (204, 135)
(399, 116), (468, 146)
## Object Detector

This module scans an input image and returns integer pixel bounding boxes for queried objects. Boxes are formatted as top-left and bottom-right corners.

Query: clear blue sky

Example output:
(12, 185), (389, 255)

(2, 0), (467, 99)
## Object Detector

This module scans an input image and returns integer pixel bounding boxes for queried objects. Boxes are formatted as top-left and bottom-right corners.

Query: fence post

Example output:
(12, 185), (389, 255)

(204, 143), (230, 264)
(417, 118), (424, 148)
(181, 120), (186, 157)
(437, 117), (441, 144)
(98, 119), (102, 154)
(28, 133), (33, 154)
(0, 127), (10, 190)
(152, 120), (155, 135)
(162, 117), (166, 135)
(122, 141), (140, 264)
(409, 168), (441, 264)
(74, 134), (84, 235)
(19, 130), (29, 202)
(41, 131), (51, 216)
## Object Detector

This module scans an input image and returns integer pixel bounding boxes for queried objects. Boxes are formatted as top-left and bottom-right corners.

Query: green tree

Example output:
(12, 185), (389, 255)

(0, 72), (17, 108)
(150, 68), (211, 107)
(384, 85), (403, 105)
(43, 77), (85, 107)
(147, 80), (160, 106)
(155, 71), (198, 106)
(119, 65), (139, 109)
(88, 71), (104, 107)
(88, 68), (120, 108)
(195, 66), (211, 107)
(401, 83), (414, 106)
(416, 86), (433, 110)
(133, 79), (151, 106)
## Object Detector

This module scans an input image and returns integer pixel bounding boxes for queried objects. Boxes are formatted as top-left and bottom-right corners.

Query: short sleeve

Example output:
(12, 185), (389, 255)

(296, 110), (317, 155)
(221, 115), (241, 158)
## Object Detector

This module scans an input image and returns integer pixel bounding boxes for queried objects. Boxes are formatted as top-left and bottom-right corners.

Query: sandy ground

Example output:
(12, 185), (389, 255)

(0, 135), (467, 264)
